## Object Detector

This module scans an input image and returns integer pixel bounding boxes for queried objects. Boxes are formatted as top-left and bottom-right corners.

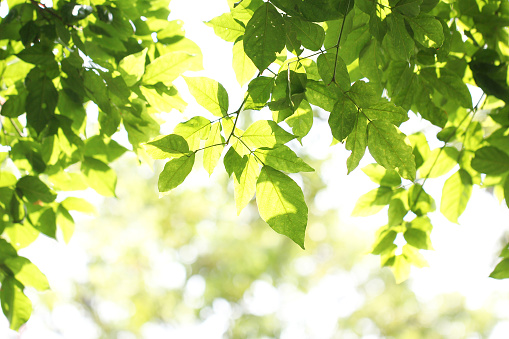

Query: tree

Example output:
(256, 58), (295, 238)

(0, 0), (508, 331)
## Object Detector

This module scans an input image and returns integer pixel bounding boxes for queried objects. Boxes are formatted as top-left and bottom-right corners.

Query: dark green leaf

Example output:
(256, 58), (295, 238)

(471, 146), (509, 175)
(317, 53), (350, 91)
(16, 176), (56, 203)
(329, 98), (358, 142)
(25, 68), (58, 134)
(286, 17), (325, 51)
(244, 3), (285, 71)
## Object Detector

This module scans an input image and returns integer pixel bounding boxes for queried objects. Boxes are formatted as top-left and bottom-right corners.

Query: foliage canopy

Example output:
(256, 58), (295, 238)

(0, 0), (509, 330)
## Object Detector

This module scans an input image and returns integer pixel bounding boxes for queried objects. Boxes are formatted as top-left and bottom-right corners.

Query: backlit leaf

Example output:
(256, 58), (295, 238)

(368, 120), (416, 180)
(352, 186), (394, 216)
(1, 277), (32, 331)
(441, 169), (473, 223)
(234, 154), (260, 215)
(144, 134), (190, 160)
(241, 120), (295, 149)
(256, 166), (308, 248)
(203, 122), (225, 176)
(142, 52), (201, 85)
(254, 144), (314, 173)
(185, 77), (229, 117)
(158, 154), (195, 192)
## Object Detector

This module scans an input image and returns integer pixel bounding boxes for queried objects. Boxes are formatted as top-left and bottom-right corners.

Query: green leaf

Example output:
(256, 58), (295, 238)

(367, 120), (416, 180)
(173, 116), (211, 151)
(206, 12), (245, 42)
(285, 100), (313, 142)
(231, 0), (264, 24)
(61, 197), (96, 215)
(408, 184), (435, 215)
(391, 0), (422, 17)
(286, 17), (325, 51)
(158, 154), (195, 192)
(16, 176), (56, 203)
(329, 98), (358, 142)
(203, 122), (225, 176)
(388, 190), (409, 226)
(241, 120), (295, 149)
(140, 85), (187, 113)
(245, 76), (275, 110)
(142, 52), (201, 85)
(317, 53), (350, 91)
(119, 48), (148, 87)
(254, 144), (314, 173)
(84, 135), (127, 163)
(81, 157), (117, 197)
(418, 146), (459, 178)
(4, 257), (49, 291)
(232, 40), (258, 87)
(352, 186), (394, 216)
(234, 154), (260, 215)
(348, 80), (383, 107)
(372, 227), (397, 255)
(490, 258), (509, 279)
(56, 205), (74, 244)
(305, 80), (339, 112)
(362, 102), (409, 126)
(244, 3), (286, 71)
(27, 204), (56, 238)
(223, 147), (245, 177)
(0, 171), (17, 188)
(404, 228), (432, 250)
(346, 113), (368, 173)
(185, 77), (229, 117)
(362, 163), (402, 187)
(256, 166), (308, 249)
(25, 68), (58, 134)
(359, 39), (384, 86)
(386, 13), (414, 60)
(471, 146), (509, 175)
(407, 14), (444, 48)
(421, 68), (473, 109)
(1, 277), (32, 331)
(440, 169), (473, 223)
(505, 176), (509, 209)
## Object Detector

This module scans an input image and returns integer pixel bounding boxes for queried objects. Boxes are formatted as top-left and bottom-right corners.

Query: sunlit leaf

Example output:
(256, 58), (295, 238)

(256, 166), (308, 248)
(158, 154), (195, 192)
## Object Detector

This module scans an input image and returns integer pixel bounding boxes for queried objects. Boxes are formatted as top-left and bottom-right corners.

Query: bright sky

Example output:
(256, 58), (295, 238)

(1, 0), (509, 338)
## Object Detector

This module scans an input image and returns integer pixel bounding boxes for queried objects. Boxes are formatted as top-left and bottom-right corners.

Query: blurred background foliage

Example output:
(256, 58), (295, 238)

(8, 152), (505, 339)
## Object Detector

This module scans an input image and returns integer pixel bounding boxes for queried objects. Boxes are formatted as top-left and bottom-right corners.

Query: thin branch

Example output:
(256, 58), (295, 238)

(331, 0), (352, 85)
